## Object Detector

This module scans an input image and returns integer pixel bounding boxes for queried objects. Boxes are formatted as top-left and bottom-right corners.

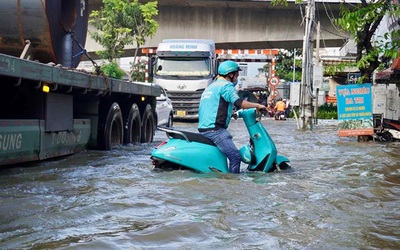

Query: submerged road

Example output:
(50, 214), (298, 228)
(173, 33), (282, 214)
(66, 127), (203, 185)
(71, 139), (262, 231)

(0, 118), (399, 249)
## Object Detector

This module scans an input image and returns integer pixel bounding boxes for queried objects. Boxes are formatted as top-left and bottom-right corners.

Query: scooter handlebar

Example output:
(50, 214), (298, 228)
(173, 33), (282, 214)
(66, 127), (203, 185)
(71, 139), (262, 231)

(236, 108), (259, 119)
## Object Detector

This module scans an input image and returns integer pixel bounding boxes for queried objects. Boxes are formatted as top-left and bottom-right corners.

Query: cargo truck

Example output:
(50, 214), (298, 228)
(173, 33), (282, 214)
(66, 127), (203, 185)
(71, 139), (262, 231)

(148, 39), (218, 120)
(0, 0), (160, 166)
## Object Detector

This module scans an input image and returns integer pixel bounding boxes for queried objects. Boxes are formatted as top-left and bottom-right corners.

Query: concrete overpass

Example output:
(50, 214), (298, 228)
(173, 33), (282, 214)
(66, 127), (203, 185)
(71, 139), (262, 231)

(86, 0), (349, 56)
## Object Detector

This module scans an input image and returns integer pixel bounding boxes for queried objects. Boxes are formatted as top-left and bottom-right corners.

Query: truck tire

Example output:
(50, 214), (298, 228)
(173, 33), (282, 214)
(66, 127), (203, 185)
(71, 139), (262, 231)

(141, 104), (155, 143)
(124, 103), (141, 144)
(99, 102), (124, 150)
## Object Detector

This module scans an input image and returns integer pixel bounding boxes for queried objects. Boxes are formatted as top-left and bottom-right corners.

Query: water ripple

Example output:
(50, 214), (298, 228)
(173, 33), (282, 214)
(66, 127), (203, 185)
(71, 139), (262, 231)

(0, 120), (399, 249)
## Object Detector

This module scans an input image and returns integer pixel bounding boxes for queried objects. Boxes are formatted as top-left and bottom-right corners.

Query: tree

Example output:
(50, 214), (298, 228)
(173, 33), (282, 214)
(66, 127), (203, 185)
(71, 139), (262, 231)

(275, 49), (303, 82)
(130, 1), (159, 64)
(271, 0), (400, 84)
(335, 0), (400, 83)
(89, 0), (158, 79)
(130, 59), (147, 82)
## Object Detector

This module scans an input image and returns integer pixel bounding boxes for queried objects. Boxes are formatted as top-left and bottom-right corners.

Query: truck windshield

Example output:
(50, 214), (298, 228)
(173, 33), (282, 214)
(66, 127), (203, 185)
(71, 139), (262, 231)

(155, 57), (210, 78)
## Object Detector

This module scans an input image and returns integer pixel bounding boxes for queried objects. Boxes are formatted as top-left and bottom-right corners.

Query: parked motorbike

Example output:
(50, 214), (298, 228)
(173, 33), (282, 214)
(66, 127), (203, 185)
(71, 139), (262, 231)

(274, 111), (287, 120)
(374, 118), (400, 142)
(151, 108), (290, 173)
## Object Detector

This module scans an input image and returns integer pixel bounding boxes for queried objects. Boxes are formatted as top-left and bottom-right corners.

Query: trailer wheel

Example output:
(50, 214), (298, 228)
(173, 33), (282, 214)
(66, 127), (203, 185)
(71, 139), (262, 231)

(124, 103), (141, 144)
(99, 102), (124, 150)
(141, 104), (155, 143)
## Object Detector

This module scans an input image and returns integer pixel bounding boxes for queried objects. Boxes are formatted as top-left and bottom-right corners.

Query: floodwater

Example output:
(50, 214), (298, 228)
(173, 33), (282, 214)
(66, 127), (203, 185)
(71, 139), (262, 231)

(0, 118), (399, 250)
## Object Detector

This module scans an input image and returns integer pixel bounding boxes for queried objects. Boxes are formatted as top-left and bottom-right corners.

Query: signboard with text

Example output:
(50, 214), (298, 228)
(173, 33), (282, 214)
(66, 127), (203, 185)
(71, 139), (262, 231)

(347, 73), (361, 84)
(336, 84), (374, 137)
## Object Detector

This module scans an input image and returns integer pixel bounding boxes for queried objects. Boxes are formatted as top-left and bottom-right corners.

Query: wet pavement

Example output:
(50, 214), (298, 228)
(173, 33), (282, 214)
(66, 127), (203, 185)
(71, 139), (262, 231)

(0, 118), (399, 249)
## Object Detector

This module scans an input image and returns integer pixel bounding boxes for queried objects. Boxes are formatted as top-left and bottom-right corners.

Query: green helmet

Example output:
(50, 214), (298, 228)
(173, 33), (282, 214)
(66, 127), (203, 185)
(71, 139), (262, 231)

(218, 60), (242, 75)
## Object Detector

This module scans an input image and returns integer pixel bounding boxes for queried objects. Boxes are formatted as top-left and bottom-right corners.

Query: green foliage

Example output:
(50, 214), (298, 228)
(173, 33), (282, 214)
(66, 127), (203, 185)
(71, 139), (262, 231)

(289, 103), (338, 119)
(136, 1), (159, 46)
(273, 0), (400, 84)
(324, 62), (357, 77)
(100, 62), (125, 79)
(130, 59), (146, 81)
(316, 103), (338, 119)
(271, 0), (303, 6)
(89, 0), (159, 63)
(334, 1), (400, 83)
(275, 49), (302, 82)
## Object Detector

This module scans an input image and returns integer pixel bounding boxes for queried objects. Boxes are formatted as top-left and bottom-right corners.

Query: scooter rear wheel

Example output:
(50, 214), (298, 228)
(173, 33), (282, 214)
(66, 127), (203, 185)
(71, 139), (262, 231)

(153, 159), (185, 171)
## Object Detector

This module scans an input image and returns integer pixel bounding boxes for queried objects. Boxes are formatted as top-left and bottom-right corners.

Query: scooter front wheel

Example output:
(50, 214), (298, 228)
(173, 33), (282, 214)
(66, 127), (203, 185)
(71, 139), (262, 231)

(278, 162), (291, 171)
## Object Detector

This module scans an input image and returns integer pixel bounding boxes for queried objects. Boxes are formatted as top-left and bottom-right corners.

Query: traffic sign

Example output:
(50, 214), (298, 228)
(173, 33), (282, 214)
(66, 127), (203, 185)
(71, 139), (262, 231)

(269, 76), (280, 86)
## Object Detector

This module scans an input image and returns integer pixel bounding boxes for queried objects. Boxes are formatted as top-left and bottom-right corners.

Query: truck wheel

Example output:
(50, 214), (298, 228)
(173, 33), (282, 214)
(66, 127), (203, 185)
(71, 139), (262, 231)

(99, 102), (124, 150)
(141, 104), (155, 143)
(124, 103), (141, 144)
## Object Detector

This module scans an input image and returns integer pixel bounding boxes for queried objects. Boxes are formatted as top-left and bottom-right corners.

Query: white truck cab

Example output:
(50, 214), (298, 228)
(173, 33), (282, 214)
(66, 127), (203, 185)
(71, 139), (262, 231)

(149, 39), (218, 120)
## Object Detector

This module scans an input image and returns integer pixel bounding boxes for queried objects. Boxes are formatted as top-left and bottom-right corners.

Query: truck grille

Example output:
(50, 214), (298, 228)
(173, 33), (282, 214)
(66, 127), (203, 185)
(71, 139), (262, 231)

(167, 90), (204, 115)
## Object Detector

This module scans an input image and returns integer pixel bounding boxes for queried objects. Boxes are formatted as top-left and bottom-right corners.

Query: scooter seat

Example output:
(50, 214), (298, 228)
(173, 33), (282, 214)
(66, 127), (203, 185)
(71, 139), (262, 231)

(167, 130), (215, 146)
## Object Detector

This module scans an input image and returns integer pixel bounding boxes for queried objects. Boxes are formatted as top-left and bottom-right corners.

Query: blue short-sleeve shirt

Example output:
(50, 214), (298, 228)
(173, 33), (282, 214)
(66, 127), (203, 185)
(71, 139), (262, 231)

(198, 78), (243, 131)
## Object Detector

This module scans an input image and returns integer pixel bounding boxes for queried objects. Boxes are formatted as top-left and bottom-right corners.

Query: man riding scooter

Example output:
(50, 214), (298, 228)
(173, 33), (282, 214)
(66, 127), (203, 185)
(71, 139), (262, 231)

(274, 98), (287, 120)
(198, 60), (267, 174)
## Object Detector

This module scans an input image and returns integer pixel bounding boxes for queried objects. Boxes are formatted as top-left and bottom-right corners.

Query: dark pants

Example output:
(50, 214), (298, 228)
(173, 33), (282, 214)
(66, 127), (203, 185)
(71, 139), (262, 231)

(200, 128), (241, 173)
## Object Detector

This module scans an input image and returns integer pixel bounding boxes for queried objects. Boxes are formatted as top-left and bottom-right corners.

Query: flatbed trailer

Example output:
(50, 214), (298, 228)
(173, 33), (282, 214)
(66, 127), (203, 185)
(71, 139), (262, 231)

(0, 52), (160, 166)
(0, 0), (160, 166)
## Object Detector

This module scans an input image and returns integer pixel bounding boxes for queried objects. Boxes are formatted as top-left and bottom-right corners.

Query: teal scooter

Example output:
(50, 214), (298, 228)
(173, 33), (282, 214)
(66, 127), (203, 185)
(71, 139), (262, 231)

(151, 108), (290, 173)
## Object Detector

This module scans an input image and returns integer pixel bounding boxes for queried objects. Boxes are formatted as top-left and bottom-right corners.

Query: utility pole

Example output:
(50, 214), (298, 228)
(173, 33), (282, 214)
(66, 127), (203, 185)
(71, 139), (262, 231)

(293, 48), (296, 84)
(314, 21), (321, 125)
(298, 0), (316, 130)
